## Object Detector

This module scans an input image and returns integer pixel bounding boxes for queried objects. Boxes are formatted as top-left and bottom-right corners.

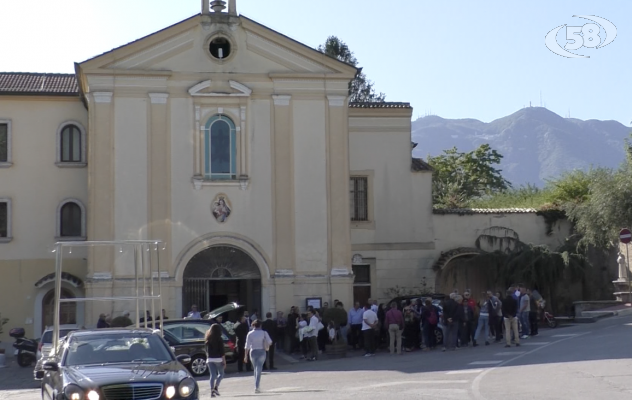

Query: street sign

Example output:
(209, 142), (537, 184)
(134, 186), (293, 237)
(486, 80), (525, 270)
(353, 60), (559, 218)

(620, 228), (632, 244)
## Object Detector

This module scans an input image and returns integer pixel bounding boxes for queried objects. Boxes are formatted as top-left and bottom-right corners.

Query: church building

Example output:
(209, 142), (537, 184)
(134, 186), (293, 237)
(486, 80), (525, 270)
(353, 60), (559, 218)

(0, 0), (462, 338)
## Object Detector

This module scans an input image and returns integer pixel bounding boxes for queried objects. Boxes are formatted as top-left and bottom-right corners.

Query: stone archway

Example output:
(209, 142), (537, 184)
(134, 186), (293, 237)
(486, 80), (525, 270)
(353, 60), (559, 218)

(182, 245), (261, 320)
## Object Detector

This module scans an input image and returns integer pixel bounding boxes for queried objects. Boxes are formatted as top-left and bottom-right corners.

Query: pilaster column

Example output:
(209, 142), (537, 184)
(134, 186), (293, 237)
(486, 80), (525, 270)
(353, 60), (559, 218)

(272, 95), (294, 274)
(327, 95), (352, 272)
(148, 93), (172, 272)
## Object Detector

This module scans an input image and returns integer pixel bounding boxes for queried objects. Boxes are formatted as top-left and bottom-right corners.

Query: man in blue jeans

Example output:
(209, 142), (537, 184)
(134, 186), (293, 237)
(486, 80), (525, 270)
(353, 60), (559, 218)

(442, 293), (459, 351)
(518, 286), (530, 339)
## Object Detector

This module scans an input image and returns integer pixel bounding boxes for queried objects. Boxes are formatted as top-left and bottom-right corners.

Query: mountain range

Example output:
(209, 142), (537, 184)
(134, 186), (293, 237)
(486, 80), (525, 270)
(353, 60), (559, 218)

(411, 107), (631, 187)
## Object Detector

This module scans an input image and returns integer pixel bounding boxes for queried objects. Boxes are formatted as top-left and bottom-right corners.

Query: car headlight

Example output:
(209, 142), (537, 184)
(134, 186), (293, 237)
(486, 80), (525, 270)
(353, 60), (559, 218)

(179, 378), (195, 398)
(165, 386), (176, 399)
(63, 384), (85, 400)
(87, 391), (99, 400)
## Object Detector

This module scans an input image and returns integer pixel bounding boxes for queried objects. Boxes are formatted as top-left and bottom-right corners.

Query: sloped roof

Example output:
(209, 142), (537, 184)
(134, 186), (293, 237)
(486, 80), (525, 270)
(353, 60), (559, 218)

(412, 157), (433, 172)
(349, 102), (411, 109)
(433, 208), (537, 215)
(0, 72), (79, 96)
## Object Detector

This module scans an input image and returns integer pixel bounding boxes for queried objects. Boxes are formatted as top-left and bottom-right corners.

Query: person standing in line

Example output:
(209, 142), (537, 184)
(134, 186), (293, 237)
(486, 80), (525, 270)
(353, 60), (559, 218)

(235, 316), (252, 373)
(362, 303), (379, 357)
(348, 302), (364, 350)
(527, 288), (539, 336)
(285, 307), (298, 354)
(421, 299), (439, 350)
(186, 305), (201, 319)
(518, 286), (530, 339)
(494, 291), (504, 342)
(441, 293), (459, 351)
(97, 313), (110, 329)
(275, 311), (286, 351)
(385, 302), (404, 355)
(460, 294), (475, 347)
(262, 312), (278, 370)
(305, 310), (320, 361)
(335, 302), (349, 345)
(473, 291), (494, 346)
(205, 324), (226, 398)
(244, 320), (273, 394)
(502, 289), (520, 348)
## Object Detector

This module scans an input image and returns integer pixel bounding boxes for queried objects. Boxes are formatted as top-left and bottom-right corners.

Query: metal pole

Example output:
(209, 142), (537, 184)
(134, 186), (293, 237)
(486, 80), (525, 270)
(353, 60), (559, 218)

(142, 244), (148, 329)
(157, 244), (163, 335)
(52, 243), (63, 352)
(134, 244), (139, 328)
(150, 244), (155, 331)
(626, 243), (631, 305)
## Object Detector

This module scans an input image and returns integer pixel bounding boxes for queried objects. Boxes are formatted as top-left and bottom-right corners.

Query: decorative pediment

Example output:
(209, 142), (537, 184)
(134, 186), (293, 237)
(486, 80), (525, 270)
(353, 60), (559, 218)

(188, 79), (252, 97)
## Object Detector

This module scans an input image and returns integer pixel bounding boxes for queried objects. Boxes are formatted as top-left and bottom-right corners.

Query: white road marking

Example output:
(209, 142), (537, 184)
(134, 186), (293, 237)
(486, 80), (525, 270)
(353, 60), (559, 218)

(345, 380), (469, 391)
(447, 369), (484, 374)
(494, 352), (526, 356)
(520, 342), (551, 345)
(471, 332), (590, 400)
(551, 334), (579, 337)
(469, 361), (503, 365)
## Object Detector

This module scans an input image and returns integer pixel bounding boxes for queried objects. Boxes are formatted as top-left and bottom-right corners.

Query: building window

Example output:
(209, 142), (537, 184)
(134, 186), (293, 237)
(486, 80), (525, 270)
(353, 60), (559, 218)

(56, 199), (86, 239)
(204, 114), (237, 180)
(0, 120), (12, 166)
(56, 121), (86, 167)
(350, 177), (368, 221)
(0, 198), (12, 242)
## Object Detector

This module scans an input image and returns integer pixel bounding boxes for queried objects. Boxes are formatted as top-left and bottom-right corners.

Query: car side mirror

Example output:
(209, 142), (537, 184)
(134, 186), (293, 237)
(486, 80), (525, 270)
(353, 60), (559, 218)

(42, 361), (59, 372)
(176, 354), (191, 365)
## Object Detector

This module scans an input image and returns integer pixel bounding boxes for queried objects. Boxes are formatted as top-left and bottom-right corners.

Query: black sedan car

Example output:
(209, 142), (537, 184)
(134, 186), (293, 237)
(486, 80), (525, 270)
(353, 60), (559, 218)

(162, 320), (237, 377)
(41, 329), (198, 400)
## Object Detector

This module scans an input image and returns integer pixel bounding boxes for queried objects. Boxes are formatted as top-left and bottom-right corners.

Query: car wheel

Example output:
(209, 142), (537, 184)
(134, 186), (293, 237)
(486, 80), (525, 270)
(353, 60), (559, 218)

(434, 328), (443, 345)
(189, 355), (208, 377)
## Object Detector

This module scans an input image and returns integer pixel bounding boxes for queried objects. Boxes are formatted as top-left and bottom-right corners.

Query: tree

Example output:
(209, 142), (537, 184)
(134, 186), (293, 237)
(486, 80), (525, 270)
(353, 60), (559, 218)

(318, 36), (385, 103)
(428, 144), (511, 208)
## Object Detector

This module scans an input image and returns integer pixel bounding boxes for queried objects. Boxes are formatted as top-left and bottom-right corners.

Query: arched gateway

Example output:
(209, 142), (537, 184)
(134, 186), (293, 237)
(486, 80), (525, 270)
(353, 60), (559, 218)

(182, 245), (261, 318)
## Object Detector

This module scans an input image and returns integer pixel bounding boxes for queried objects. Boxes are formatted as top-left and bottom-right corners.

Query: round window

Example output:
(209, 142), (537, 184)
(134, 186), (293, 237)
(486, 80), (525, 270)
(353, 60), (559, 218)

(209, 37), (231, 60)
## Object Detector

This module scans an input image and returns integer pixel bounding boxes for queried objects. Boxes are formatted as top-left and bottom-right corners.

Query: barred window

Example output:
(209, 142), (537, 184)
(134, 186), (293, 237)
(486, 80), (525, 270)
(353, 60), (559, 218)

(0, 201), (7, 237)
(350, 177), (368, 221)
(0, 123), (7, 163)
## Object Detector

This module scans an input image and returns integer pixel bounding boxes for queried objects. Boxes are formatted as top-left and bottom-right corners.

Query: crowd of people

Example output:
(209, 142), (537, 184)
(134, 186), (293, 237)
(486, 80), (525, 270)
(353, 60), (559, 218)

(194, 283), (544, 395)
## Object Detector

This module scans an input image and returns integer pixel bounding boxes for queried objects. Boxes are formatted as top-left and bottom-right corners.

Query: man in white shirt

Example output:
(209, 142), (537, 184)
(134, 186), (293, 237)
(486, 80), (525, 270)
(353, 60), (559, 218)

(306, 310), (320, 361)
(362, 303), (378, 357)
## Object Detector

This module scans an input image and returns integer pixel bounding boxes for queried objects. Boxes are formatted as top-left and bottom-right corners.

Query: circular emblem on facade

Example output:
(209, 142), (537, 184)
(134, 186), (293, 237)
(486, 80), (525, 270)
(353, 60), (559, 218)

(352, 254), (364, 265)
(212, 194), (232, 223)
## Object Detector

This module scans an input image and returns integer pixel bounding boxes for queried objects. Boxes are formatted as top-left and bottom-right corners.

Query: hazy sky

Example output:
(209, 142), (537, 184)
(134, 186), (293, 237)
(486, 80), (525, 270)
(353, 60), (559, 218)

(1, 0), (628, 125)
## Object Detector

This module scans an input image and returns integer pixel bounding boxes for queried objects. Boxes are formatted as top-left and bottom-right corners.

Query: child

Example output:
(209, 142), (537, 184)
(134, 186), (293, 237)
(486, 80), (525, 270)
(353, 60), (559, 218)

(327, 321), (336, 344)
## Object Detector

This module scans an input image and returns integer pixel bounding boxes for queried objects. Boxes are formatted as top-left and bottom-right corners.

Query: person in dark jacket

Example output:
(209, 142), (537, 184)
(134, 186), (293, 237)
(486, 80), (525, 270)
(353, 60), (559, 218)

(261, 312), (278, 370)
(501, 289), (520, 347)
(460, 297), (475, 347)
(205, 324), (226, 398)
(286, 307), (299, 353)
(441, 294), (459, 351)
(235, 316), (252, 372)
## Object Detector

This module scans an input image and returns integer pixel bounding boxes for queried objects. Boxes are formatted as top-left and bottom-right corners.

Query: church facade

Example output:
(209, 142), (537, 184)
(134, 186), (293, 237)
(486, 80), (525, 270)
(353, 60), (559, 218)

(0, 1), (570, 341)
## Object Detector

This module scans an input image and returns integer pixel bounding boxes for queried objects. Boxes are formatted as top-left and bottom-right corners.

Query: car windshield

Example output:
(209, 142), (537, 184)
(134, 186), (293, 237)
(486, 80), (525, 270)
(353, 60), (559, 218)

(41, 329), (76, 344)
(64, 333), (173, 366)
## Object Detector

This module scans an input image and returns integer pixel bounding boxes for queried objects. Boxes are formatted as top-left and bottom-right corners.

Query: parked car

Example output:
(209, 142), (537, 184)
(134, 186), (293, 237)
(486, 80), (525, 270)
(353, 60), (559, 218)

(160, 303), (243, 377)
(34, 325), (81, 380)
(40, 329), (198, 400)
(387, 294), (446, 345)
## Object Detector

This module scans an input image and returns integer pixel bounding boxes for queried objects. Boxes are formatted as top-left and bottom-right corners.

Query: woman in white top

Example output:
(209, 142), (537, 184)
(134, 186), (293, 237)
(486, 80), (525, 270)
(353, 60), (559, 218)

(244, 319), (273, 393)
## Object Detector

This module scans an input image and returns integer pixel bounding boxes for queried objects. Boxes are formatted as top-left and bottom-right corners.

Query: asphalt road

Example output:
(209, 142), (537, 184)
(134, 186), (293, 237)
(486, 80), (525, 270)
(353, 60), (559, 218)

(2, 315), (632, 399)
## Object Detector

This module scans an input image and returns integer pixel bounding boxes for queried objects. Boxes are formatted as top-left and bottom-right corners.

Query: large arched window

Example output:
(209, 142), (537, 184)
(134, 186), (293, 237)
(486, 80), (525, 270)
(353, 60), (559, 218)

(56, 121), (86, 166)
(204, 115), (236, 180)
(56, 199), (86, 239)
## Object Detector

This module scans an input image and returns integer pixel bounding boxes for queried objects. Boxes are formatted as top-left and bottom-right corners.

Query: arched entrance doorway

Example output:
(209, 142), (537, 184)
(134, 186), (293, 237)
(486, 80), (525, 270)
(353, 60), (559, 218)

(182, 245), (261, 320)
(42, 288), (77, 330)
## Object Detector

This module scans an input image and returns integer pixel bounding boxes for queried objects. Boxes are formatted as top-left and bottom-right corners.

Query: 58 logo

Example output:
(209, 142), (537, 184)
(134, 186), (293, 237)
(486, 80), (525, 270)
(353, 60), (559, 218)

(545, 15), (616, 58)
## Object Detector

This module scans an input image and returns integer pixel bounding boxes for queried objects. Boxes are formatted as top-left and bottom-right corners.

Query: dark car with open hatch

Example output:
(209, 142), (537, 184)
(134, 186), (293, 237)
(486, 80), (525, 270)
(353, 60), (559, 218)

(40, 329), (198, 400)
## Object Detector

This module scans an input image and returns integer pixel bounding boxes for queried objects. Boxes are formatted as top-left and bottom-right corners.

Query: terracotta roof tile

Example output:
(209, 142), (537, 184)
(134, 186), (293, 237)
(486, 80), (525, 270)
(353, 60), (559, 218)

(349, 102), (411, 109)
(433, 208), (537, 215)
(412, 157), (433, 172)
(0, 72), (78, 96)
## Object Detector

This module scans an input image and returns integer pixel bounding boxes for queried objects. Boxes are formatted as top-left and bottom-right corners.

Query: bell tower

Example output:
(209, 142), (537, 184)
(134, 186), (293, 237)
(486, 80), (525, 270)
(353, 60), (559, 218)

(201, 0), (237, 15)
